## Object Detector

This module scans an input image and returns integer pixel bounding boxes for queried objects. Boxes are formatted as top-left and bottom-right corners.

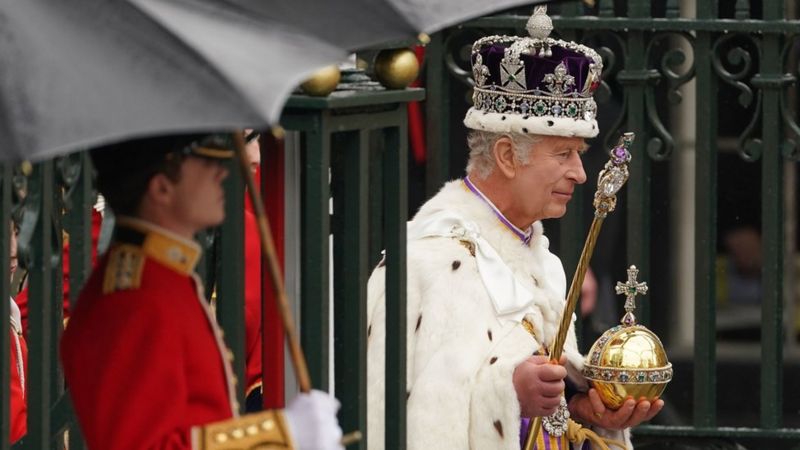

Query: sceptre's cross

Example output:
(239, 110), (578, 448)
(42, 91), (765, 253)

(614, 265), (648, 326)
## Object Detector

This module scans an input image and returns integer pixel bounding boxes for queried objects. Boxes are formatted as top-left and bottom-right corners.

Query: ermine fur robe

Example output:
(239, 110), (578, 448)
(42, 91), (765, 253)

(366, 180), (631, 449)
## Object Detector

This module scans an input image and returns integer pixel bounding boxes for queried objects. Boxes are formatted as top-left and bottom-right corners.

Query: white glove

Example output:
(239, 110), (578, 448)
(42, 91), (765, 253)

(284, 390), (344, 450)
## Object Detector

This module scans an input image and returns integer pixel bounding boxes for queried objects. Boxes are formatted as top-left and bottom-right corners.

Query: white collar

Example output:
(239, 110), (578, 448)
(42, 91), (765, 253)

(463, 176), (533, 244)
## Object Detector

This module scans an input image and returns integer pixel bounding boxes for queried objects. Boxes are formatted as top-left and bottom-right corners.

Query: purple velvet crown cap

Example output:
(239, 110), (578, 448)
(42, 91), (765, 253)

(475, 43), (598, 96)
(463, 7), (603, 138)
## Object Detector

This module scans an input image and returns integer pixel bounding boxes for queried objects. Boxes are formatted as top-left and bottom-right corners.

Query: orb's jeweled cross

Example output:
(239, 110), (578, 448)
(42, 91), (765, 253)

(614, 265), (648, 325)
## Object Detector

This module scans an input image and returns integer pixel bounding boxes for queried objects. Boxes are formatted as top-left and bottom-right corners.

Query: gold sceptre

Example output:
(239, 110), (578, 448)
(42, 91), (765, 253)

(523, 132), (635, 450)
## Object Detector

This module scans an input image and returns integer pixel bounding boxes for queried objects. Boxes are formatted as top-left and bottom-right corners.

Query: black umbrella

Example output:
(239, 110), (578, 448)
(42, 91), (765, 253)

(1, 0), (566, 162)
(189, 0), (559, 50)
(0, 0), (347, 162)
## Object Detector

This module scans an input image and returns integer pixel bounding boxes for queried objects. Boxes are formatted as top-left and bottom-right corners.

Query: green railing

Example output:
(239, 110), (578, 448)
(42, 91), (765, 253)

(281, 89), (421, 449)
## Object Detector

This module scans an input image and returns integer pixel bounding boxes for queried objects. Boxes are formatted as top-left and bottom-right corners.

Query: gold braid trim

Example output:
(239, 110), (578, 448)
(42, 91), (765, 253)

(566, 419), (627, 450)
(192, 410), (295, 449)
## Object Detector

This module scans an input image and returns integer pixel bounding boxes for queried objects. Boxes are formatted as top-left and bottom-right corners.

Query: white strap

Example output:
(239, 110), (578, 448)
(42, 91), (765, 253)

(408, 211), (532, 323)
(9, 297), (21, 333)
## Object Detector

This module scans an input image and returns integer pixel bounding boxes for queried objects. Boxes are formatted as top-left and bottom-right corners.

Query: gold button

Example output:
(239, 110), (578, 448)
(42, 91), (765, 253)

(226, 350), (235, 361)
(246, 424), (259, 436)
(261, 420), (275, 431)
(215, 433), (228, 443)
(231, 428), (245, 439)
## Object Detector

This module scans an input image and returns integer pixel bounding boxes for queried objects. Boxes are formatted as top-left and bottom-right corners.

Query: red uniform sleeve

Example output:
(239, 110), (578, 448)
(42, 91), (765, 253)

(9, 330), (27, 443)
(62, 294), (193, 450)
(61, 208), (103, 324)
(244, 210), (263, 395)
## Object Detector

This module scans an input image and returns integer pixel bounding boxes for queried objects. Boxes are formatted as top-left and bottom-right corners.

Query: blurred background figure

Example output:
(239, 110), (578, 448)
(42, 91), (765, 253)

(720, 225), (762, 306)
(716, 225), (763, 341)
(242, 128), (266, 410)
(9, 220), (27, 444)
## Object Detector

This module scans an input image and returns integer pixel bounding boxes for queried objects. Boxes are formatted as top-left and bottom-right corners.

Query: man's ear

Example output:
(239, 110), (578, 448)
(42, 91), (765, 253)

(492, 136), (517, 179)
(145, 173), (175, 207)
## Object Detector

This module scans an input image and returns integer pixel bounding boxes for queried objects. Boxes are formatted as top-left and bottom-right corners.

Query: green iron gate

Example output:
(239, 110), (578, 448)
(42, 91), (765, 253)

(424, 0), (800, 447)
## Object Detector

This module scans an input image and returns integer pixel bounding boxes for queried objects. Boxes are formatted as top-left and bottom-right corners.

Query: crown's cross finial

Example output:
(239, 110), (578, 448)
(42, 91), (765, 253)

(615, 265), (648, 326)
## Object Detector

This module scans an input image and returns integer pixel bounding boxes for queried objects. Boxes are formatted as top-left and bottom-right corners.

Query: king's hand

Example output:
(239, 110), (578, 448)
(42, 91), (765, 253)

(567, 388), (664, 430)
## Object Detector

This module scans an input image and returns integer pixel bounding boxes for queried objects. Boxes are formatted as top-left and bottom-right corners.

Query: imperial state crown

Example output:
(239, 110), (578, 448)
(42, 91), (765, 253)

(583, 265), (673, 409)
(464, 5), (603, 138)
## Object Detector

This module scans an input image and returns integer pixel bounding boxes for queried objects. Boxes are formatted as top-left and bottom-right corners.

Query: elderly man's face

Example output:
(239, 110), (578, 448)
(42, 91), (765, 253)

(512, 135), (587, 222)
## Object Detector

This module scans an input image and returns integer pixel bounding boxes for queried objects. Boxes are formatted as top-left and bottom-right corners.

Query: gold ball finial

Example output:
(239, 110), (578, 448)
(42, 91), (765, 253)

(374, 48), (420, 90)
(19, 160), (33, 176)
(300, 65), (341, 97)
(270, 126), (286, 140)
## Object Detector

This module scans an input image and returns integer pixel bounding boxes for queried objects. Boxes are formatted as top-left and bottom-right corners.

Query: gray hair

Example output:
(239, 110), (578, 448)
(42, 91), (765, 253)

(465, 131), (542, 179)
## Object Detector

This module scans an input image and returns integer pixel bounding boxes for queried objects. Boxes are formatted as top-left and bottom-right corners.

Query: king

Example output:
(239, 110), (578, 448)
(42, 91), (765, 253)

(366, 6), (663, 450)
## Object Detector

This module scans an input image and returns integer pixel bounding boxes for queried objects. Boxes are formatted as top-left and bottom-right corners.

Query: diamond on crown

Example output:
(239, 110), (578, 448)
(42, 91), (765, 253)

(544, 62), (576, 95)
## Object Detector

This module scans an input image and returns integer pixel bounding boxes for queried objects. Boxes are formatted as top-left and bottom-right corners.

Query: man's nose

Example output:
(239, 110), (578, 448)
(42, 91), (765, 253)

(568, 152), (587, 184)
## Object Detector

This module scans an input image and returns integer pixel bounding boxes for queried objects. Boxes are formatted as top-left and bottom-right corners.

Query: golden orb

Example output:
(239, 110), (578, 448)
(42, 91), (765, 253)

(374, 48), (419, 90)
(300, 65), (341, 97)
(583, 266), (672, 409)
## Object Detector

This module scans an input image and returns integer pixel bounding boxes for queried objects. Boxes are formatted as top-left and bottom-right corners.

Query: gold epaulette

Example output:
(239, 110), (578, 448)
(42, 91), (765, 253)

(192, 410), (295, 450)
(102, 244), (145, 294)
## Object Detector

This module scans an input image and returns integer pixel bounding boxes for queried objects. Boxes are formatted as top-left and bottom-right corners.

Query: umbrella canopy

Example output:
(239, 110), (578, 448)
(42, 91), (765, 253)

(0, 0), (346, 162)
(191, 0), (554, 50)
(1, 0), (560, 162)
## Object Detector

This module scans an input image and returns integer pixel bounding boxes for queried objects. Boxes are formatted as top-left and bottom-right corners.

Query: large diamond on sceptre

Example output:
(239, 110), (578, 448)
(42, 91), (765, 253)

(582, 266), (673, 409)
(594, 132), (633, 218)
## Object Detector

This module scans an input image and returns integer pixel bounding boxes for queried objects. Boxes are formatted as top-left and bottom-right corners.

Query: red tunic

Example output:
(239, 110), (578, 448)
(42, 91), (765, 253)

(60, 219), (238, 450)
(9, 312), (27, 444)
(15, 208), (103, 334)
(244, 208), (263, 400)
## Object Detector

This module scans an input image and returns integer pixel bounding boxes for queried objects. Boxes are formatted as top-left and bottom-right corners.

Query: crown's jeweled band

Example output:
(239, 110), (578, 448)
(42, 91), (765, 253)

(472, 87), (598, 121)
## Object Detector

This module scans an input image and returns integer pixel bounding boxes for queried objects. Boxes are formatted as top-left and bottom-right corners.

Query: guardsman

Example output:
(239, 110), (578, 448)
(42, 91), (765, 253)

(242, 128), (265, 410)
(61, 134), (343, 450)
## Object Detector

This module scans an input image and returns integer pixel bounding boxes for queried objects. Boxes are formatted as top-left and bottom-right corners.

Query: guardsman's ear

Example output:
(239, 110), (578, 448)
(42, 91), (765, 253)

(492, 136), (517, 179)
(145, 173), (176, 207)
